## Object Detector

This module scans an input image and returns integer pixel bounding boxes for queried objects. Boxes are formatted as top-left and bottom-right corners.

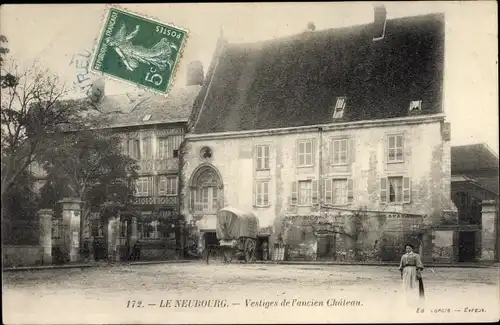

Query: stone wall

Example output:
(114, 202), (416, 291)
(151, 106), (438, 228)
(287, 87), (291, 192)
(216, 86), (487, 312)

(2, 245), (43, 267)
(279, 211), (423, 262)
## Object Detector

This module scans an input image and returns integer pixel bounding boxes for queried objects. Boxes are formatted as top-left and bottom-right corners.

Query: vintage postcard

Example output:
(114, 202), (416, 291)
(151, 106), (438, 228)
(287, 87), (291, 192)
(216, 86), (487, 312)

(1, 2), (498, 324)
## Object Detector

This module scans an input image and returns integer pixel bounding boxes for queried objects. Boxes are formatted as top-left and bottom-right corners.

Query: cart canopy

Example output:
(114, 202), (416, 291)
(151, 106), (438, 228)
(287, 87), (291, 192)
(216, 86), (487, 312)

(216, 207), (259, 241)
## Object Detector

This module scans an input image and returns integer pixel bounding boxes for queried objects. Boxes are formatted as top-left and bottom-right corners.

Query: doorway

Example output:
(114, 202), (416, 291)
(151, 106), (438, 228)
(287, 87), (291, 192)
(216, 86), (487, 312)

(256, 236), (270, 260)
(316, 234), (336, 261)
(203, 232), (218, 250)
(458, 231), (476, 262)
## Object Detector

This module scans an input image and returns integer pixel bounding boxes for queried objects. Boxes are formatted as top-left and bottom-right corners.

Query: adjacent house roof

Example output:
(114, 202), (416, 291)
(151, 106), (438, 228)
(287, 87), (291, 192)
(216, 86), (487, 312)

(451, 144), (499, 172)
(191, 13), (445, 134)
(102, 85), (202, 128)
(451, 143), (499, 195)
(60, 85), (201, 130)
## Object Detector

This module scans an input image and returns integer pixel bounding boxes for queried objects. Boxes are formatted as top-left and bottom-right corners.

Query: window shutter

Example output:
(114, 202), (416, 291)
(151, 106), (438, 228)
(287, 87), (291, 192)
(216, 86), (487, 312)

(156, 138), (161, 158)
(291, 181), (298, 205)
(349, 138), (355, 165)
(312, 138), (317, 166)
(142, 138), (148, 158)
(347, 179), (354, 203)
(128, 140), (134, 158)
(329, 140), (334, 165)
(295, 141), (300, 167)
(403, 176), (411, 203)
(264, 182), (269, 206)
(324, 178), (332, 204)
(264, 145), (270, 169)
(121, 140), (127, 155)
(312, 179), (319, 204)
(253, 181), (257, 206)
(380, 177), (388, 204)
(253, 145), (257, 170)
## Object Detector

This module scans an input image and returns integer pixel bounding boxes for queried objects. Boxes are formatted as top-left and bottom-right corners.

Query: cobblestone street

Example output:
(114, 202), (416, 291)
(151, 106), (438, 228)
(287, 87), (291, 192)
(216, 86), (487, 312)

(3, 262), (499, 324)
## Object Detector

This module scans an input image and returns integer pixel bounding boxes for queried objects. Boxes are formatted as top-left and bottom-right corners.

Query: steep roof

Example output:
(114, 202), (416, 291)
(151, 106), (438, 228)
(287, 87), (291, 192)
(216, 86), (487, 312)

(192, 13), (445, 134)
(451, 144), (499, 172)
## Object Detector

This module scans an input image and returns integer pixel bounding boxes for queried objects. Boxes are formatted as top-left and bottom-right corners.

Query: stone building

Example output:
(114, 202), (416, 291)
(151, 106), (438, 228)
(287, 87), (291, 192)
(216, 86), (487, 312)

(29, 64), (203, 263)
(182, 8), (458, 262)
(450, 143), (499, 263)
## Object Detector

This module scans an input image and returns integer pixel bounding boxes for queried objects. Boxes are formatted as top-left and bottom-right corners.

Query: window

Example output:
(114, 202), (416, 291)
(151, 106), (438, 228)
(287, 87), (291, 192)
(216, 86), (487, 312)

(200, 147), (213, 160)
(332, 138), (348, 165)
(387, 134), (403, 162)
(255, 180), (270, 207)
(191, 168), (222, 213)
(158, 136), (183, 159)
(158, 176), (177, 196)
(333, 96), (346, 119)
(194, 186), (219, 213)
(128, 139), (141, 159)
(120, 140), (128, 155)
(143, 221), (159, 239)
(298, 181), (312, 205)
(135, 177), (150, 197)
(297, 139), (314, 167)
(255, 145), (270, 170)
(324, 178), (354, 205)
(380, 176), (410, 204)
(409, 100), (422, 112)
(142, 137), (151, 159)
(291, 180), (318, 206)
(158, 138), (169, 159)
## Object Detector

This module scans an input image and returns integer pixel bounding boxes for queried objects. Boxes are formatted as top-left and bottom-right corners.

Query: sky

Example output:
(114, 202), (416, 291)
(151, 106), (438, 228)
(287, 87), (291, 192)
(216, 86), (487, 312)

(1, 2), (498, 154)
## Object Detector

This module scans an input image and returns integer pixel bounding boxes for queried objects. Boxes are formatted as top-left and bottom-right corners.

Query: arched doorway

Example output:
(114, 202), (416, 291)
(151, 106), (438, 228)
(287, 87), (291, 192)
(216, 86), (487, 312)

(189, 164), (224, 215)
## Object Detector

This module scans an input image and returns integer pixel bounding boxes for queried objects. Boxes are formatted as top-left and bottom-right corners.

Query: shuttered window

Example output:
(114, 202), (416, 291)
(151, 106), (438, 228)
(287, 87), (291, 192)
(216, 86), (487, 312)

(255, 180), (270, 207)
(324, 178), (354, 205)
(380, 176), (411, 204)
(255, 145), (270, 170)
(387, 135), (404, 162)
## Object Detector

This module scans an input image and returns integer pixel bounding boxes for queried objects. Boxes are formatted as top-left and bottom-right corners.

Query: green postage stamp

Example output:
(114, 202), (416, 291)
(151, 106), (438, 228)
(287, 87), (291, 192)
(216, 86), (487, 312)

(90, 6), (188, 95)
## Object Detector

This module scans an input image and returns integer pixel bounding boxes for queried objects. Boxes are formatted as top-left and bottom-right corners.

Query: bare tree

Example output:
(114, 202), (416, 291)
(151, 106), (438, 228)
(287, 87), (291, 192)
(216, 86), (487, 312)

(0, 51), (86, 217)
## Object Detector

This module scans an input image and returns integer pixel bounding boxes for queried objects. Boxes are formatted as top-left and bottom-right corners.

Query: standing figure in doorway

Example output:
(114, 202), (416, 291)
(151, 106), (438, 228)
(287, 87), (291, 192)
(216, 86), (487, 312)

(399, 243), (424, 307)
(131, 240), (141, 261)
(261, 241), (269, 261)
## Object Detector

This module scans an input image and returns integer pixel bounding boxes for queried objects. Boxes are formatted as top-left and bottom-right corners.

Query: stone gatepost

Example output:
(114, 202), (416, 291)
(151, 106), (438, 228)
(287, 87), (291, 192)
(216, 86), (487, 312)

(480, 200), (498, 262)
(59, 198), (82, 263)
(107, 216), (121, 262)
(39, 209), (53, 265)
(131, 217), (138, 244)
(179, 220), (186, 258)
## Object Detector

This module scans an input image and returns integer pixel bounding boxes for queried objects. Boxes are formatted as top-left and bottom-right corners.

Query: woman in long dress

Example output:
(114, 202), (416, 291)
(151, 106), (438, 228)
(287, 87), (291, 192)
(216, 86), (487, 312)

(399, 243), (424, 307)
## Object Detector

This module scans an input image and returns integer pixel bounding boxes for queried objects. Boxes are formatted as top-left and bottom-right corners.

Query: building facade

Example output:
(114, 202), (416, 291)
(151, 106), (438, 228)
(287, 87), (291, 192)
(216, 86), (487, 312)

(182, 8), (458, 262)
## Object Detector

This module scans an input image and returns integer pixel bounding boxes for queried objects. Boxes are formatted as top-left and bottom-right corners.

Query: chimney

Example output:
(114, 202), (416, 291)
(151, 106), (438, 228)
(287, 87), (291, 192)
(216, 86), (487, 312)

(372, 5), (387, 41)
(89, 78), (105, 104)
(307, 22), (316, 32)
(186, 61), (204, 86)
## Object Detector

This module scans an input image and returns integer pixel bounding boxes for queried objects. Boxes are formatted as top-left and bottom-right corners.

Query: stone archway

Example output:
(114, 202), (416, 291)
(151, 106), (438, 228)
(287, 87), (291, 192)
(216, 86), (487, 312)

(189, 164), (224, 215)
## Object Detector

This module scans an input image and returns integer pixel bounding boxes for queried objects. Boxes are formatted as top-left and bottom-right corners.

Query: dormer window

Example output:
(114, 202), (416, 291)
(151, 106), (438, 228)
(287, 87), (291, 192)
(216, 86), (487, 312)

(142, 114), (152, 121)
(333, 96), (346, 119)
(409, 100), (422, 112)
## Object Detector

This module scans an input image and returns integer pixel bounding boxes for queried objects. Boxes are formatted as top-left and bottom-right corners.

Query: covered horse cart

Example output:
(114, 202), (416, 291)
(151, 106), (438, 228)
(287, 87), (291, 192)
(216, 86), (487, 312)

(206, 207), (259, 263)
